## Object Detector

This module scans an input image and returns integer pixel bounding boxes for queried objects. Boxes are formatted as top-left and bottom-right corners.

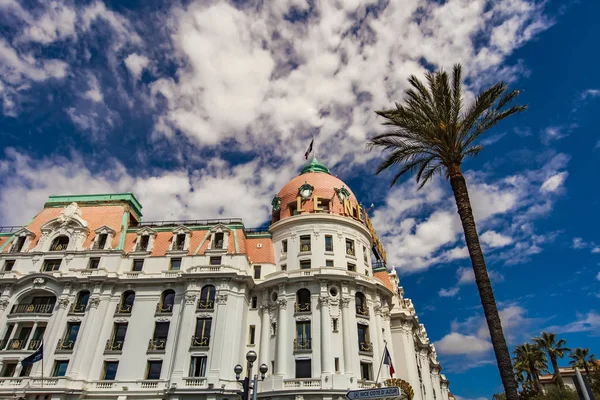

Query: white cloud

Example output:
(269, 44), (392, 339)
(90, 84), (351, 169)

(548, 312), (600, 335)
(439, 287), (460, 298)
(457, 267), (476, 285)
(572, 237), (587, 249)
(480, 230), (513, 248)
(435, 332), (492, 355)
(540, 171), (568, 193)
(597, 272), (600, 281)
(592, 247), (600, 254)
(18, 1), (77, 44)
(124, 53), (149, 80)
(84, 74), (103, 103)
(580, 89), (600, 100)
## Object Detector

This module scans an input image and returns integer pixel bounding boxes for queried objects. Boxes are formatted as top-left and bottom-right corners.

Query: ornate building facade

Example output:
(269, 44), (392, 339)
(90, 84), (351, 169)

(0, 158), (450, 400)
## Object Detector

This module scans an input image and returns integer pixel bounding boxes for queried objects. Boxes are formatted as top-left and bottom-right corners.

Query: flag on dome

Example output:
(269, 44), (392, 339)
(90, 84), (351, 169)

(383, 344), (395, 377)
(304, 138), (314, 159)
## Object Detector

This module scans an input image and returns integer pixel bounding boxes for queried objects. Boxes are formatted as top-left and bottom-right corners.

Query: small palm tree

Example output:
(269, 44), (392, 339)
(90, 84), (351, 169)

(513, 342), (548, 394)
(367, 64), (526, 400)
(569, 347), (597, 377)
(533, 332), (570, 389)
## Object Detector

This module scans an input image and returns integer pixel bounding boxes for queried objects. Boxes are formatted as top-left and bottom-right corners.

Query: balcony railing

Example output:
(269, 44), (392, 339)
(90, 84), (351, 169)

(7, 339), (26, 350)
(190, 336), (210, 347)
(346, 247), (355, 256)
(56, 338), (75, 351)
(10, 303), (54, 315)
(294, 302), (311, 313)
(371, 260), (387, 270)
(356, 305), (369, 316)
(156, 303), (173, 314)
(115, 304), (133, 314)
(69, 303), (86, 314)
(197, 300), (214, 310)
(148, 338), (167, 351)
(28, 339), (42, 350)
(50, 242), (68, 251)
(105, 339), (124, 352)
(283, 378), (321, 388)
(359, 341), (373, 353)
(294, 339), (311, 351)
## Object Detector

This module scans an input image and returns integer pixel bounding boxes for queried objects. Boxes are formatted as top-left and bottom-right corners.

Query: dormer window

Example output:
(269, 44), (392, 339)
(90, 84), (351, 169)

(10, 237), (26, 253)
(137, 235), (149, 251)
(208, 225), (229, 252)
(133, 227), (156, 253)
(213, 233), (224, 249)
(92, 226), (115, 250)
(98, 234), (108, 249)
(174, 234), (186, 251)
(50, 236), (69, 251)
(169, 226), (191, 252)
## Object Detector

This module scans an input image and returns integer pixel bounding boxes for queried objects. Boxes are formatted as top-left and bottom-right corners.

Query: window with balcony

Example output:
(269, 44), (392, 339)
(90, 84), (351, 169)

(325, 235), (333, 252)
(254, 265), (261, 279)
(157, 290), (175, 313)
(346, 239), (355, 256)
(355, 292), (368, 316)
(42, 259), (62, 272)
(192, 318), (212, 347)
(170, 258), (182, 270)
(360, 362), (372, 380)
(11, 296), (55, 315)
(326, 259), (334, 267)
(3, 260), (15, 272)
(189, 356), (207, 377)
(198, 285), (215, 309)
(57, 322), (80, 351)
(248, 325), (256, 345)
(300, 260), (311, 269)
(210, 256), (221, 265)
(10, 236), (26, 253)
(50, 236), (69, 251)
(300, 235), (311, 252)
(117, 291), (135, 314)
(97, 234), (108, 250)
(212, 232), (224, 249)
(29, 326), (45, 350)
(174, 234), (186, 251)
(1, 362), (16, 377)
(8, 326), (31, 350)
(106, 323), (128, 352)
(88, 257), (100, 269)
(102, 361), (119, 380)
(282, 239), (288, 254)
(295, 359), (311, 378)
(131, 259), (144, 272)
(347, 262), (356, 272)
(146, 360), (162, 380)
(357, 323), (372, 353)
(52, 360), (69, 377)
(137, 235), (150, 251)
(295, 289), (311, 313)
(149, 321), (170, 351)
(295, 321), (311, 351)
(251, 296), (257, 309)
(70, 290), (89, 314)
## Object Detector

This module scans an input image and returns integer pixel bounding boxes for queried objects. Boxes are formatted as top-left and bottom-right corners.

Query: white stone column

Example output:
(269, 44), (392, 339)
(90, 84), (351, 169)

(319, 296), (332, 374)
(69, 297), (100, 378)
(419, 349), (435, 400)
(171, 291), (199, 380)
(440, 377), (450, 400)
(431, 368), (442, 400)
(259, 305), (270, 367)
(341, 297), (354, 375)
(275, 298), (288, 376)
(373, 304), (385, 379)
(390, 318), (420, 395)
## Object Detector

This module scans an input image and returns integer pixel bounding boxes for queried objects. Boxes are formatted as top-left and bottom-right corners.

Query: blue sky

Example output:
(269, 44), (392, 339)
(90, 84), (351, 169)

(0, 0), (599, 398)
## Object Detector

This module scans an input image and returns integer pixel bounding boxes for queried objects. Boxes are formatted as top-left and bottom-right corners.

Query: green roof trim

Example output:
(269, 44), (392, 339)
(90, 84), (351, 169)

(45, 193), (143, 218)
(301, 157), (330, 174)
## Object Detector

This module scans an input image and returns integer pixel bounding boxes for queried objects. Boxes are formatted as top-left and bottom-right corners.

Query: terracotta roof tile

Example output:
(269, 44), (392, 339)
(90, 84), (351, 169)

(151, 232), (173, 256)
(123, 232), (138, 252)
(374, 270), (394, 293)
(235, 229), (247, 254)
(246, 238), (275, 264)
(188, 230), (209, 255)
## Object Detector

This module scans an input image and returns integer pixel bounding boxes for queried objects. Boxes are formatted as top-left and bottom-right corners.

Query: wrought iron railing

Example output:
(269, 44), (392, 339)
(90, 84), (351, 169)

(190, 336), (210, 347)
(156, 303), (173, 313)
(28, 339), (42, 350)
(295, 302), (311, 312)
(294, 339), (312, 351)
(115, 304), (133, 314)
(346, 247), (355, 256)
(50, 242), (68, 251)
(7, 339), (26, 350)
(359, 341), (373, 353)
(10, 303), (54, 315)
(56, 338), (75, 351)
(105, 339), (124, 351)
(356, 305), (369, 316)
(197, 300), (214, 310)
(148, 338), (167, 351)
(300, 244), (311, 252)
(69, 303), (86, 314)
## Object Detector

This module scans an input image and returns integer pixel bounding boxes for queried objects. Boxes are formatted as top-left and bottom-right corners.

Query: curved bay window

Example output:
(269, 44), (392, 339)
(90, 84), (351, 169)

(70, 290), (90, 314)
(355, 292), (368, 316)
(116, 291), (135, 314)
(295, 289), (311, 313)
(50, 236), (69, 251)
(157, 290), (175, 313)
(198, 285), (215, 310)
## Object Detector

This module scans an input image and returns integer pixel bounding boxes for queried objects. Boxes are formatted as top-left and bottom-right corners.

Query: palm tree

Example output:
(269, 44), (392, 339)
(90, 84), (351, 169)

(533, 332), (570, 389)
(569, 347), (596, 377)
(367, 65), (526, 400)
(513, 342), (548, 394)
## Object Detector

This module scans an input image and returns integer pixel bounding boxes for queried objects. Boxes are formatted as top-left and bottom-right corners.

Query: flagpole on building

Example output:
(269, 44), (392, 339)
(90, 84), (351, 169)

(375, 341), (387, 385)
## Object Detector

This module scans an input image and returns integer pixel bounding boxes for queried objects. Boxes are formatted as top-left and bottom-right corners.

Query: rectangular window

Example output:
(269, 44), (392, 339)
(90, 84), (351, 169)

(248, 325), (256, 345)
(153, 322), (170, 341)
(132, 259), (144, 271)
(213, 232), (224, 249)
(357, 324), (371, 352)
(175, 234), (186, 250)
(189, 356), (207, 377)
(295, 359), (311, 379)
(98, 234), (108, 249)
(110, 323), (128, 350)
(1, 362), (16, 377)
(282, 240), (288, 254)
(289, 203), (298, 216)
(3, 260), (15, 271)
(19, 364), (32, 377)
(42, 259), (61, 272)
(335, 357), (340, 373)
(295, 321), (311, 350)
(193, 318), (212, 346)
(347, 263), (356, 272)
(300, 235), (311, 252)
(12, 236), (26, 252)
(363, 245), (368, 263)
(88, 257), (100, 269)
(254, 265), (261, 279)
(326, 259), (334, 267)
(251, 296), (258, 309)
(62, 322), (80, 349)
(332, 318), (339, 332)
(102, 361), (119, 380)
(146, 360), (162, 380)
(346, 239), (355, 256)
(281, 264), (287, 271)
(52, 360), (69, 377)
(325, 235), (333, 252)
(271, 322), (277, 336)
(138, 235), (150, 251)
(170, 258), (182, 270)
(210, 256), (222, 265)
(300, 260), (311, 270)
(360, 362), (372, 381)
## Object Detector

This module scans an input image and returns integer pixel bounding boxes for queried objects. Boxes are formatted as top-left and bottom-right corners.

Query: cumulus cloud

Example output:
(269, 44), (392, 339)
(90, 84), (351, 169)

(434, 332), (492, 355)
(84, 74), (103, 103)
(439, 287), (460, 298)
(547, 312), (600, 335)
(572, 237), (587, 249)
(480, 230), (513, 248)
(18, 1), (77, 44)
(540, 171), (568, 193)
(124, 53), (149, 80)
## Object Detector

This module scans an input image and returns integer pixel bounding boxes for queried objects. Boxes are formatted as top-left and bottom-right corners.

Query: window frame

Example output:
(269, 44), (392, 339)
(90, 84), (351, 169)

(189, 356), (207, 377)
(345, 238), (355, 256)
(282, 239), (288, 254)
(88, 257), (100, 269)
(347, 262), (356, 272)
(131, 259), (144, 272)
(325, 259), (334, 267)
(209, 256), (222, 265)
(42, 259), (62, 272)
(254, 265), (261, 279)
(102, 361), (119, 380)
(52, 360), (69, 377)
(325, 235), (333, 252)
(3, 260), (15, 272)
(360, 362), (372, 381)
(299, 260), (311, 270)
(295, 359), (311, 379)
(299, 235), (311, 252)
(248, 325), (256, 345)
(170, 258), (182, 271)
(145, 360), (163, 380)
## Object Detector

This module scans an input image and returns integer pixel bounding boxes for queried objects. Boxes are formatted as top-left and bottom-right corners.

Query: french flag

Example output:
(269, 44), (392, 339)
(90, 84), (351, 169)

(383, 344), (395, 377)
(304, 138), (314, 160)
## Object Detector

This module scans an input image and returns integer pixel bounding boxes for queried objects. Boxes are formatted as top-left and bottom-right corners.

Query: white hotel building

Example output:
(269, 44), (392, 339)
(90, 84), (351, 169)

(0, 158), (450, 400)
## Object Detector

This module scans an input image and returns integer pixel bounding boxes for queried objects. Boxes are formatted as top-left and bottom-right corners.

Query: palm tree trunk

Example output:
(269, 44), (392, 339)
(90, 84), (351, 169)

(532, 368), (543, 394)
(449, 165), (519, 400)
(550, 355), (564, 389)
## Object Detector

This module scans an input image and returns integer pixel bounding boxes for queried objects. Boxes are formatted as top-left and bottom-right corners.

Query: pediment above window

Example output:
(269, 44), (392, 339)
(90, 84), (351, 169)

(172, 225), (191, 235)
(94, 225), (116, 235)
(12, 228), (35, 238)
(209, 224), (230, 234)
(135, 226), (157, 237)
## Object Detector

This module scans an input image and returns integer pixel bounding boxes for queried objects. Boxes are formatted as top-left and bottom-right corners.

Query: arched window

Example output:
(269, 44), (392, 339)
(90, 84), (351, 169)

(118, 291), (135, 314)
(198, 285), (215, 310)
(158, 290), (175, 313)
(295, 289), (311, 312)
(72, 290), (90, 313)
(50, 236), (69, 251)
(355, 292), (368, 316)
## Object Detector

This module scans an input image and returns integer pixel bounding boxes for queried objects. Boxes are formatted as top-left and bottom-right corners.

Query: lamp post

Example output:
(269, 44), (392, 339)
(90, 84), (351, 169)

(234, 350), (268, 400)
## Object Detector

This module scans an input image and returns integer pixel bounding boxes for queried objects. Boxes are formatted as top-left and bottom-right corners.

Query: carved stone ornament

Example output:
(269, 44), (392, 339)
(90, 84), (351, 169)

(185, 294), (197, 305)
(115, 317), (127, 323)
(68, 317), (82, 323)
(197, 313), (212, 319)
(340, 298), (351, 308)
(33, 278), (46, 287)
(295, 315), (311, 322)
(89, 297), (101, 308)
(156, 317), (170, 322)
(32, 255), (41, 265)
(317, 296), (329, 309)
(56, 297), (70, 309)
(0, 299), (9, 310)
(277, 298), (287, 309)
(217, 294), (228, 305)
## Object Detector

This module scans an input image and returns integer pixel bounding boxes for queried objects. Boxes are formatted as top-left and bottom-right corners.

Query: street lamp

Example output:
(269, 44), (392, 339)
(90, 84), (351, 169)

(234, 351), (268, 400)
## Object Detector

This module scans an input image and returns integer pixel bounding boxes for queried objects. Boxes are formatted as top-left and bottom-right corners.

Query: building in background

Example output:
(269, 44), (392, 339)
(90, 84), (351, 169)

(0, 158), (449, 400)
